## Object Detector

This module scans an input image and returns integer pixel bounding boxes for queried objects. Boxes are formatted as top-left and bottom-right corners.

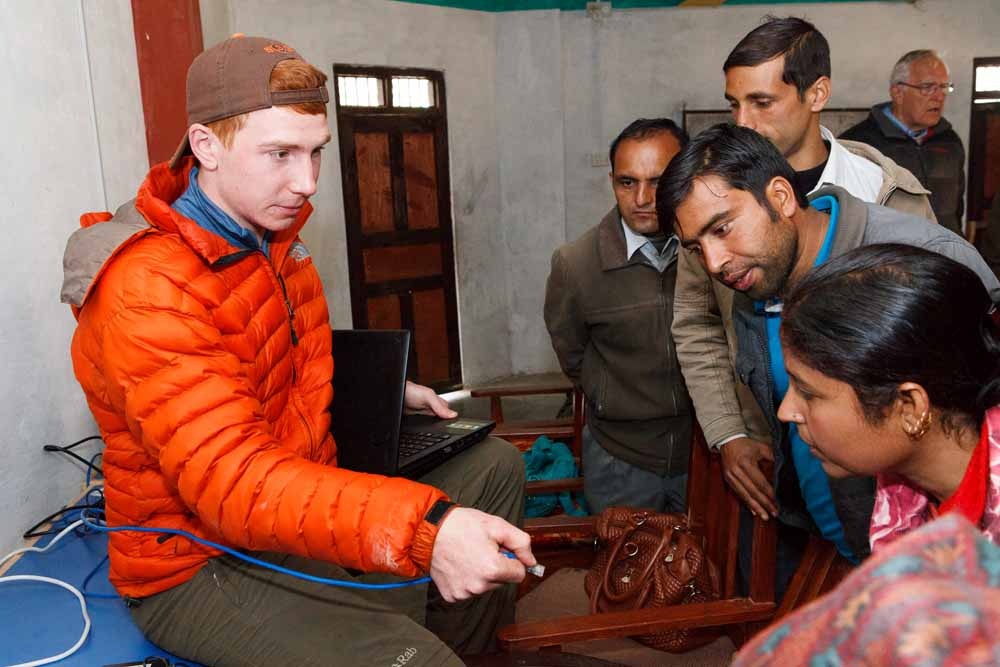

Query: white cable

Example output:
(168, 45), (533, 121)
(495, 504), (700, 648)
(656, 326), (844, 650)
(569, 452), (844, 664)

(0, 519), (92, 667)
(0, 520), (85, 569)
(0, 575), (91, 667)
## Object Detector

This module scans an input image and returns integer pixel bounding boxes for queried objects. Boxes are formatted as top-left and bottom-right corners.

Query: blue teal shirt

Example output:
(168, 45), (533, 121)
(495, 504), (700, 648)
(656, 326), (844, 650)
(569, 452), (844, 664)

(882, 105), (929, 143)
(172, 166), (270, 257)
(756, 195), (858, 563)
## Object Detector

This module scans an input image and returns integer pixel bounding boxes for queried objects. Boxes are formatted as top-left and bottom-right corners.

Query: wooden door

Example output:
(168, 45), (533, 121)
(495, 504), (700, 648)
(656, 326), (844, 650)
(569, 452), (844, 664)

(968, 58), (1000, 223)
(334, 66), (461, 391)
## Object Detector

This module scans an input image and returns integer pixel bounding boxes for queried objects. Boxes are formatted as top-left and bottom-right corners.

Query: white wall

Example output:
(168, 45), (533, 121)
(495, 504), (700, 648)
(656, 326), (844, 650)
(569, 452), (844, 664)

(0, 0), (146, 556)
(497, 10), (566, 374)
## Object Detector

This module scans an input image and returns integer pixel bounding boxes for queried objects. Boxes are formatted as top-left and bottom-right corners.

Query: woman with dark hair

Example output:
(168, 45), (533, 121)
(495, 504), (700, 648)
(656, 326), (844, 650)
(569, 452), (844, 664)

(776, 243), (1000, 550)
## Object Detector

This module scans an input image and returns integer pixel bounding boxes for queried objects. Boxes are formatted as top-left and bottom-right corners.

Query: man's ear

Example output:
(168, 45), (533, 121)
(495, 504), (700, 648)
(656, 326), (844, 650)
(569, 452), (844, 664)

(188, 124), (222, 171)
(893, 382), (932, 436)
(766, 176), (799, 219)
(808, 76), (831, 113)
(889, 83), (904, 108)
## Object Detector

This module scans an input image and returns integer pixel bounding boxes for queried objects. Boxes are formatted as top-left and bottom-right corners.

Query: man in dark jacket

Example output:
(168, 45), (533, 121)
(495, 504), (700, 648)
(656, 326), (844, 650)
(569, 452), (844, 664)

(841, 49), (966, 234)
(544, 119), (692, 514)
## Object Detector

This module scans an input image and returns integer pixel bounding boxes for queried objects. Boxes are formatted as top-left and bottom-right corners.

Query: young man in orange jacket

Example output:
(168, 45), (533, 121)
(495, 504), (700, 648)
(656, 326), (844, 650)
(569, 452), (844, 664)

(61, 35), (533, 666)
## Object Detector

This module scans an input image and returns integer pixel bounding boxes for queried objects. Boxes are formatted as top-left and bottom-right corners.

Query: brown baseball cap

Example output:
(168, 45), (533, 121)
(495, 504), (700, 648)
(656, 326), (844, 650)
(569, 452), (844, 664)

(169, 34), (329, 169)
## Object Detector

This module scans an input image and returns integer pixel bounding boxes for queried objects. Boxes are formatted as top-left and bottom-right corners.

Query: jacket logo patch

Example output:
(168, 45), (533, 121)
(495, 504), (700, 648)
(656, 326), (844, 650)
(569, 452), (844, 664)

(289, 242), (310, 262)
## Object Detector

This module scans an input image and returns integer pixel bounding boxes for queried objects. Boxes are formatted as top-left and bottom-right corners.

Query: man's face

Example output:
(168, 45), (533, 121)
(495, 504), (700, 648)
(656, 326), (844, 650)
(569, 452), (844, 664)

(891, 57), (950, 132)
(725, 56), (820, 162)
(211, 106), (331, 236)
(674, 175), (798, 300)
(611, 133), (683, 236)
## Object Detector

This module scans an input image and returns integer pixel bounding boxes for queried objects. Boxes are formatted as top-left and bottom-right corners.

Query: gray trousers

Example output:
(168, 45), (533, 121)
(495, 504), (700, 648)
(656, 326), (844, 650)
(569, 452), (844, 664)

(129, 437), (525, 667)
(582, 425), (688, 514)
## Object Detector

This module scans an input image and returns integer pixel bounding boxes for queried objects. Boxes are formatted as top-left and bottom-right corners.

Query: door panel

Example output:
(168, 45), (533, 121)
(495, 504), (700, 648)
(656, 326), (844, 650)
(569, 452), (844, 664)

(355, 132), (394, 233)
(412, 288), (451, 385)
(367, 294), (403, 330)
(363, 244), (443, 283)
(403, 132), (440, 230)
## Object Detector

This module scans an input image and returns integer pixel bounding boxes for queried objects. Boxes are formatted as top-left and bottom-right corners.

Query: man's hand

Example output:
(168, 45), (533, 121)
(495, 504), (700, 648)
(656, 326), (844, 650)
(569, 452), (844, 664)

(719, 437), (777, 520)
(404, 381), (457, 419)
(429, 507), (536, 603)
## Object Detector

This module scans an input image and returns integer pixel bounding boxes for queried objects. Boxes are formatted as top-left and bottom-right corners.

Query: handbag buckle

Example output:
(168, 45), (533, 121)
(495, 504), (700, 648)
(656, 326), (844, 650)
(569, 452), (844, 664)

(624, 542), (639, 557)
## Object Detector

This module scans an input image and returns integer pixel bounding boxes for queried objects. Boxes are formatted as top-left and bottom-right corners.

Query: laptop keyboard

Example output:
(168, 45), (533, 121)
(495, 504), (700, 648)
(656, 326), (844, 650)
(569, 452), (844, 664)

(399, 431), (451, 459)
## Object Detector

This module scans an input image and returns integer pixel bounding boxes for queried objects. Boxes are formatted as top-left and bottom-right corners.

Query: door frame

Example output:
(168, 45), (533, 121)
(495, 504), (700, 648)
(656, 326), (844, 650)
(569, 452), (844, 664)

(967, 56), (1000, 222)
(333, 64), (462, 389)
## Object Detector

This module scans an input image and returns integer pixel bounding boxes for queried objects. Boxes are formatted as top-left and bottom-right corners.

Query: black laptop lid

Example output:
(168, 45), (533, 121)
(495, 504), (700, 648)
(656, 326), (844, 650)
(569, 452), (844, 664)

(329, 329), (410, 475)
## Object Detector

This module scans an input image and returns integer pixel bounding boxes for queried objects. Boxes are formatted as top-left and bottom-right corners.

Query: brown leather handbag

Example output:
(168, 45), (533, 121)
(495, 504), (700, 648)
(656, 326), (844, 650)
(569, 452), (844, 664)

(583, 507), (722, 652)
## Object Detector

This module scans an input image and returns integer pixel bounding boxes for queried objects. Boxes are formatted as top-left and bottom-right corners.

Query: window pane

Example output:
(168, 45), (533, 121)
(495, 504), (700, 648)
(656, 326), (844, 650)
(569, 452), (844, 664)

(337, 75), (384, 107)
(975, 65), (1000, 93)
(392, 76), (434, 108)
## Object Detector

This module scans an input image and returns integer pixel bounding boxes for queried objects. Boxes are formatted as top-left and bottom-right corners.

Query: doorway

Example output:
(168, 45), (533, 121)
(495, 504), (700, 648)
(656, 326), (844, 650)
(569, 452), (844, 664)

(333, 65), (462, 391)
(968, 57), (1000, 228)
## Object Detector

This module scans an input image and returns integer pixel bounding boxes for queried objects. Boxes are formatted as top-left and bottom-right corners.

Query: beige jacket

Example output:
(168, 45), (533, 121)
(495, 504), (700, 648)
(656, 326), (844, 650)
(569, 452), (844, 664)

(672, 139), (935, 447)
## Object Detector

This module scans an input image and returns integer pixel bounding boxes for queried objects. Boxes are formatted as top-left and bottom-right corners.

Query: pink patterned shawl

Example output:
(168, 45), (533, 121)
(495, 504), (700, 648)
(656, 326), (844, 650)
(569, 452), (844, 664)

(870, 405), (1000, 552)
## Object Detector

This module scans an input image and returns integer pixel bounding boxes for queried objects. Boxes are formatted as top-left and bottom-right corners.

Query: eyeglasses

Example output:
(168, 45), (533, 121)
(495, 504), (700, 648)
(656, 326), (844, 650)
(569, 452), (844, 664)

(894, 81), (955, 96)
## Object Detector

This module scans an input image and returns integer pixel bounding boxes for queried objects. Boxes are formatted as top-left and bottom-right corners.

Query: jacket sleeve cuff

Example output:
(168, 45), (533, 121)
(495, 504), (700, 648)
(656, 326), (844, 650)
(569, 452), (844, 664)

(409, 496), (456, 572)
(712, 433), (749, 451)
(700, 415), (753, 450)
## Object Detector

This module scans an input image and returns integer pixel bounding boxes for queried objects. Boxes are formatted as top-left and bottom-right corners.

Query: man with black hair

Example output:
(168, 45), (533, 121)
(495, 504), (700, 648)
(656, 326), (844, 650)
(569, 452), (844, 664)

(658, 124), (998, 581)
(671, 16), (935, 564)
(544, 119), (692, 513)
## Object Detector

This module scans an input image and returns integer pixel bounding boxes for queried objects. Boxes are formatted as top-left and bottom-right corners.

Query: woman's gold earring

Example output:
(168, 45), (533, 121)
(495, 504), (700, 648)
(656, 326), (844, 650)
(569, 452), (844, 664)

(906, 411), (933, 440)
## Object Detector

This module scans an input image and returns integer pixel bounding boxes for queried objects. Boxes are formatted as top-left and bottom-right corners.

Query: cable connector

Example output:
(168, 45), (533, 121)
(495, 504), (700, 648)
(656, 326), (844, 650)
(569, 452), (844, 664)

(501, 550), (545, 577)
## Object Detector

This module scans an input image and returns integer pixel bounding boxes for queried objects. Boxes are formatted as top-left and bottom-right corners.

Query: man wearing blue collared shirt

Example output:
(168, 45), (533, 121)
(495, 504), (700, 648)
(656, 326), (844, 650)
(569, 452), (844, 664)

(842, 50), (966, 234)
(544, 119), (693, 514)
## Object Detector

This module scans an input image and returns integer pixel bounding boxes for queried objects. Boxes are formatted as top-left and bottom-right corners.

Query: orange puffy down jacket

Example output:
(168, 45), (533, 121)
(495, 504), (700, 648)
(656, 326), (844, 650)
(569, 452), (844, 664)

(61, 161), (447, 598)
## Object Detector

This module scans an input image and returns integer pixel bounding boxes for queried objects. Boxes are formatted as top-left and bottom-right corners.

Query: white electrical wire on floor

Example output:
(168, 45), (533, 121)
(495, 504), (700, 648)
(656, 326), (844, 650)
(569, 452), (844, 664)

(0, 519), (91, 667)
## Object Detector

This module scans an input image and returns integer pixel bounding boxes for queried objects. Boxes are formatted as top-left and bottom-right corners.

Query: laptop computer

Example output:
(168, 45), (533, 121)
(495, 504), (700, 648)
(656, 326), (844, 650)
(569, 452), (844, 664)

(329, 329), (496, 479)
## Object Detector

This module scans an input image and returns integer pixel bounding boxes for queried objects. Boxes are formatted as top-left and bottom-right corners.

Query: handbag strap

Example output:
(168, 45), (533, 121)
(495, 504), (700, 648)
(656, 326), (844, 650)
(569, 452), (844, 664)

(589, 520), (674, 612)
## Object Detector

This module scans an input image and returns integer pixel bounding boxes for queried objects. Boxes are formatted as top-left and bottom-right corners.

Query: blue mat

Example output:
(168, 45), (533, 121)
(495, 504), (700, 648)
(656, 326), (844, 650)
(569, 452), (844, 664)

(0, 518), (199, 667)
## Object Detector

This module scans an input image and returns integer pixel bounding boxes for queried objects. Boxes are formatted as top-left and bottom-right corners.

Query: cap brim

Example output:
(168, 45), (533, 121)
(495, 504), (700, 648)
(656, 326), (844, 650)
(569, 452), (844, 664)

(168, 134), (192, 170)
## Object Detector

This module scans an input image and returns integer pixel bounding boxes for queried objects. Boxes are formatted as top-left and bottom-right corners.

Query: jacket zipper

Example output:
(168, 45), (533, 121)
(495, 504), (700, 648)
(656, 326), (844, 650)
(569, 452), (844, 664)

(272, 262), (315, 455)
(276, 273), (299, 347)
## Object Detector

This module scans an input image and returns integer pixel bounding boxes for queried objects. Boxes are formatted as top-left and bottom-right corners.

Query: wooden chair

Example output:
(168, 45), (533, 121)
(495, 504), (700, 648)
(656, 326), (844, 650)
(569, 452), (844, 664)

(470, 376), (852, 657)
(499, 427), (779, 656)
(468, 372), (585, 457)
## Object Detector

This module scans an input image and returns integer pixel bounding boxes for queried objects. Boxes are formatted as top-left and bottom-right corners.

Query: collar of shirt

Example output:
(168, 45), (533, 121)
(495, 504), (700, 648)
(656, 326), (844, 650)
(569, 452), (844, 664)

(620, 217), (678, 267)
(881, 106), (930, 143)
(815, 126), (882, 203)
(172, 166), (270, 257)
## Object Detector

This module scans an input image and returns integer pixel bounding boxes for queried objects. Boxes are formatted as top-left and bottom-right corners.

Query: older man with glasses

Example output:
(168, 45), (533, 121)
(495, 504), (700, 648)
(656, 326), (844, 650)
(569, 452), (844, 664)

(842, 49), (966, 234)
